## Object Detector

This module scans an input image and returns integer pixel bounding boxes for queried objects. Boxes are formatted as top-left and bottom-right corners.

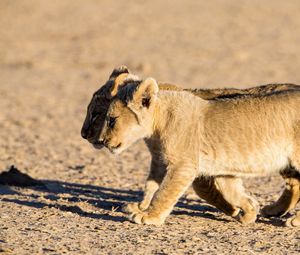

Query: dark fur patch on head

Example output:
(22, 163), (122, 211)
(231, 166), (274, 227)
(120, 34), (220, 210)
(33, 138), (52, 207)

(121, 79), (142, 88)
(93, 78), (120, 100)
(116, 79), (143, 104)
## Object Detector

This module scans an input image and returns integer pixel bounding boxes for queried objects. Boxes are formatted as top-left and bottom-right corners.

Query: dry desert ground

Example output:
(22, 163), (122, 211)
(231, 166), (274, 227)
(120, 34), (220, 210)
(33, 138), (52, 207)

(0, 1), (300, 254)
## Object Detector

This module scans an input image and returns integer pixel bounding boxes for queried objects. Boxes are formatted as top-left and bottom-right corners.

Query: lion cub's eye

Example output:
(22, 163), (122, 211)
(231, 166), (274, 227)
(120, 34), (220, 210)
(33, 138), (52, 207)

(91, 115), (99, 123)
(107, 116), (117, 129)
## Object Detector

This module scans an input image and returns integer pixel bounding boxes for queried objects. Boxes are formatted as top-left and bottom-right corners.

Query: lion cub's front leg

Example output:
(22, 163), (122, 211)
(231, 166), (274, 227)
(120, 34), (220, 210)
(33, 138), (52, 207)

(123, 156), (166, 214)
(123, 179), (161, 214)
(130, 163), (196, 225)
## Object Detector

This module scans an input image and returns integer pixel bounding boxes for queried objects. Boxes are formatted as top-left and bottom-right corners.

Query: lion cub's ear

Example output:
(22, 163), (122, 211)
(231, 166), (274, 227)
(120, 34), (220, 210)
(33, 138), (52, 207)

(110, 73), (130, 97)
(132, 78), (159, 108)
(104, 66), (131, 99)
(109, 65), (130, 79)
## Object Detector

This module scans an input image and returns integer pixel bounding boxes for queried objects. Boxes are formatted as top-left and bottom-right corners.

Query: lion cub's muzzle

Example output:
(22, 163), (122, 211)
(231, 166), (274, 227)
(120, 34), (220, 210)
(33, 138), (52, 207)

(81, 125), (105, 149)
(81, 127), (89, 140)
(99, 136), (122, 153)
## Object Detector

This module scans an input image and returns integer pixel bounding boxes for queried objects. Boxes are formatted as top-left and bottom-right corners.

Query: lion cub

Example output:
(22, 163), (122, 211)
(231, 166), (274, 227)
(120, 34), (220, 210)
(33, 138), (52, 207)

(99, 77), (300, 226)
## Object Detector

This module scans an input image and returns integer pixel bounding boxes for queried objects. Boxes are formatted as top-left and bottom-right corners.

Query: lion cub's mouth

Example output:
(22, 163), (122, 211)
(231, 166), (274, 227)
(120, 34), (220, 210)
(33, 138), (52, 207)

(91, 140), (103, 149)
(110, 143), (122, 150)
(109, 143), (122, 154)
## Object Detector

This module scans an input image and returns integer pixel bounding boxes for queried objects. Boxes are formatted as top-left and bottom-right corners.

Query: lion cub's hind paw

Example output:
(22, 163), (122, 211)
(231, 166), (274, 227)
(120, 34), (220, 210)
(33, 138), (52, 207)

(285, 212), (300, 227)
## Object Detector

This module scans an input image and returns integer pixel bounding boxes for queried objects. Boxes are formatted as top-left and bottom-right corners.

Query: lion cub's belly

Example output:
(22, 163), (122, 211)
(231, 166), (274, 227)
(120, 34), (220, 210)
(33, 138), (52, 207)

(198, 142), (292, 177)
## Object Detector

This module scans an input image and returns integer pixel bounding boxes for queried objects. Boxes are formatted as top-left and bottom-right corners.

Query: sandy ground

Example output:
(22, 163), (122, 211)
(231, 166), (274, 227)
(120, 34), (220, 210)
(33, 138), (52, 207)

(0, 0), (300, 254)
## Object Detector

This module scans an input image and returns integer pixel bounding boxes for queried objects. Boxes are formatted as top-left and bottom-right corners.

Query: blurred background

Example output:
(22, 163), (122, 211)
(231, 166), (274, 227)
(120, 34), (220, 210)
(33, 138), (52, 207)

(2, 0), (300, 171)
(2, 0), (300, 87)
(1, 1), (300, 254)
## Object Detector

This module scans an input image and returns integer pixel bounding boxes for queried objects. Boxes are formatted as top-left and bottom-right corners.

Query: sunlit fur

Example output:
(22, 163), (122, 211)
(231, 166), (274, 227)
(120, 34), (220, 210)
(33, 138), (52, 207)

(100, 77), (300, 226)
(81, 66), (300, 225)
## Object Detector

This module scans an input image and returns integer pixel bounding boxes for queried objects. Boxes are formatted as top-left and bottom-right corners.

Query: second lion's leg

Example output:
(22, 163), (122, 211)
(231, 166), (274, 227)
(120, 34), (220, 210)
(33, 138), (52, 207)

(261, 168), (300, 217)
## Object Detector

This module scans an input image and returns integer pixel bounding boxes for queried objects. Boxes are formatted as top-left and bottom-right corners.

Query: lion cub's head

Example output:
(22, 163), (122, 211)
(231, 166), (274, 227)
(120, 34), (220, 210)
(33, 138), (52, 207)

(81, 66), (140, 149)
(99, 78), (159, 154)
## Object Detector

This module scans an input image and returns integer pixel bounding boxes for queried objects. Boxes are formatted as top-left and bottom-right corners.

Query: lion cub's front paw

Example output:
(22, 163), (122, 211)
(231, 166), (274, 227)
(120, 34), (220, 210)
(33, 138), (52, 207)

(237, 212), (257, 225)
(129, 211), (165, 225)
(122, 202), (142, 214)
(237, 198), (259, 225)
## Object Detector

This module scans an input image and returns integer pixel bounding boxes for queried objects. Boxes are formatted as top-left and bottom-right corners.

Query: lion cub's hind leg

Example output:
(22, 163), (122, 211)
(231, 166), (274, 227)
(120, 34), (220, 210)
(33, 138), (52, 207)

(212, 177), (259, 224)
(192, 176), (240, 217)
(261, 168), (300, 218)
(284, 125), (300, 227)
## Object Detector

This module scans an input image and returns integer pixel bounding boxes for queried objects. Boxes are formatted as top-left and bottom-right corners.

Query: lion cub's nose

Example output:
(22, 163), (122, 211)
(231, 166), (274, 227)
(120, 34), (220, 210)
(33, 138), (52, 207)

(81, 129), (88, 139)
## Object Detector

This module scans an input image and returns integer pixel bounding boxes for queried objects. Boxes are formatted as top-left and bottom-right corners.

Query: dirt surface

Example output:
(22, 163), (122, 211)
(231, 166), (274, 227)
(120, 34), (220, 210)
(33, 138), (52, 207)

(0, 1), (300, 254)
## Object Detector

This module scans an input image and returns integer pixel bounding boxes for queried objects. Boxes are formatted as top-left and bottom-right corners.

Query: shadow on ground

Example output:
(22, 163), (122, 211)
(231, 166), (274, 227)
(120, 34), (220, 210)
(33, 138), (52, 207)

(0, 166), (286, 226)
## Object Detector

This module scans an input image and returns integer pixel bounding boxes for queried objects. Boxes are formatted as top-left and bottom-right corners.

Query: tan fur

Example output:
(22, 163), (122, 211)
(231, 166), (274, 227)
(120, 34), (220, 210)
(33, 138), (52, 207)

(81, 67), (242, 218)
(100, 77), (300, 225)
(81, 66), (300, 223)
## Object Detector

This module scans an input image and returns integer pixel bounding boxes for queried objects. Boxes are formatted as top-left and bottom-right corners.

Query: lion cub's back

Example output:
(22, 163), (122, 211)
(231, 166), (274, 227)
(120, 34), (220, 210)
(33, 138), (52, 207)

(199, 90), (300, 176)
